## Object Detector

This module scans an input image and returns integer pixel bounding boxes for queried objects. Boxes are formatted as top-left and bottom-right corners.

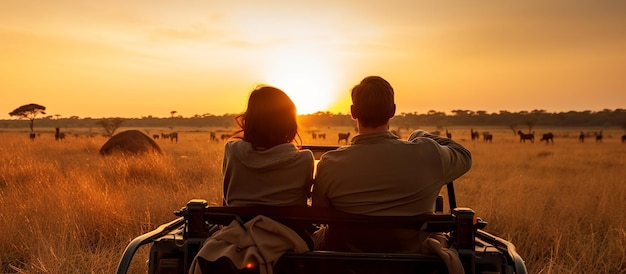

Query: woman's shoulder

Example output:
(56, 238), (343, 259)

(296, 148), (315, 160)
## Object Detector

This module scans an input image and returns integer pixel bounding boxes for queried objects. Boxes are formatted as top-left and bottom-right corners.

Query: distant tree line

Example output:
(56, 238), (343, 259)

(1, 109), (625, 132)
(300, 109), (626, 131)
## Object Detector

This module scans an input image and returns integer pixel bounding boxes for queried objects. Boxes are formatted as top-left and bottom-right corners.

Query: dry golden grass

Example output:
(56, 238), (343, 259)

(1, 127), (624, 273)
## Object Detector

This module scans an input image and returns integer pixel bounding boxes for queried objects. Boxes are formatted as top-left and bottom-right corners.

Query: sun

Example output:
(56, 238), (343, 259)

(263, 53), (340, 115)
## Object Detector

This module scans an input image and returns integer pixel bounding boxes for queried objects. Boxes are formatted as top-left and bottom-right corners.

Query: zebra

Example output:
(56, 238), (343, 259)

(517, 131), (534, 143)
(338, 132), (351, 144)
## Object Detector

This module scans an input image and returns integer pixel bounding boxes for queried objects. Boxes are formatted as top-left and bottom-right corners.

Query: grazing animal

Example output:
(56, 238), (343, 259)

(29, 133), (36, 140)
(210, 132), (217, 142)
(338, 132), (351, 144)
(169, 132), (178, 143)
(517, 130), (535, 143)
(161, 133), (169, 139)
(622, 134), (626, 143)
(152, 134), (160, 139)
(99, 130), (162, 156)
(482, 132), (493, 142)
(312, 132), (317, 139)
(446, 130), (452, 139)
(540, 132), (554, 144)
(318, 133), (326, 139)
(579, 131), (585, 143)
(470, 128), (480, 141)
(54, 127), (66, 141)
(595, 131), (603, 143)
(221, 134), (231, 141)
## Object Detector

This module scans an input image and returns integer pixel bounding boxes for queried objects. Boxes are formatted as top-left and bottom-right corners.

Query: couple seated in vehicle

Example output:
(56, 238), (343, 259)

(220, 75), (472, 253)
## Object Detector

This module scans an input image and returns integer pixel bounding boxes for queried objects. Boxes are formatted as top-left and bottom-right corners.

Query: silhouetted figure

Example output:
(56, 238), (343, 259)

(470, 128), (480, 141)
(540, 133), (554, 144)
(55, 127), (66, 141)
(169, 132), (178, 143)
(482, 132), (493, 142)
(338, 132), (351, 144)
(595, 131), (603, 143)
(579, 131), (585, 143)
(622, 134), (626, 143)
(517, 130), (534, 143)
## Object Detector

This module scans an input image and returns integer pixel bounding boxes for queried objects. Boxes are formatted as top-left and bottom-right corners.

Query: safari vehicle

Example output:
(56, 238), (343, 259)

(116, 145), (527, 274)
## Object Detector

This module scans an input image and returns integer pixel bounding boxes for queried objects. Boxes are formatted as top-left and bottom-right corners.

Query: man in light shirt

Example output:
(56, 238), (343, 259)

(312, 76), (472, 253)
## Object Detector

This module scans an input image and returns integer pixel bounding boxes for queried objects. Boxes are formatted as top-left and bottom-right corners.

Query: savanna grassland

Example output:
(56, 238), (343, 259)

(1, 126), (625, 273)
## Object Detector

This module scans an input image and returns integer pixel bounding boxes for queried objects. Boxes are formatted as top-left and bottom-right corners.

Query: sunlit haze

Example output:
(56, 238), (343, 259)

(1, 1), (625, 119)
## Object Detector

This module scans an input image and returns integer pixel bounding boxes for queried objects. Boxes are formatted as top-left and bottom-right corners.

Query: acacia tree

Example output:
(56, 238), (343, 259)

(9, 103), (46, 133)
(96, 118), (125, 137)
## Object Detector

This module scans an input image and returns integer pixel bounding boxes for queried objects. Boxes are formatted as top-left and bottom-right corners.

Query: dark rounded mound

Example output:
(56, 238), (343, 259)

(99, 130), (162, 156)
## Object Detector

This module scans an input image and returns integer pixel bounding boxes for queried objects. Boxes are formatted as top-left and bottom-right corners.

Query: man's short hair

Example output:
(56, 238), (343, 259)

(351, 76), (395, 128)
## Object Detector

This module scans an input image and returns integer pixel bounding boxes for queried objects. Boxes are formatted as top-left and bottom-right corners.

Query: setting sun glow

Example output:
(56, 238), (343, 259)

(264, 50), (341, 115)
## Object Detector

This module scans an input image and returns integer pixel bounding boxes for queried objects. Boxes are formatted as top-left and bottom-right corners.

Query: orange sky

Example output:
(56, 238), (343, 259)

(1, 1), (625, 119)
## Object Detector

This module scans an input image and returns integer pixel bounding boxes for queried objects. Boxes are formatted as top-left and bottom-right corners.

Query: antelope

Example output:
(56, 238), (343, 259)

(318, 133), (326, 139)
(579, 131), (585, 143)
(470, 128), (480, 141)
(595, 131), (603, 143)
(540, 133), (554, 144)
(169, 132), (178, 143)
(338, 132), (351, 144)
(517, 130), (534, 143)
(482, 132), (493, 142)
(55, 127), (66, 141)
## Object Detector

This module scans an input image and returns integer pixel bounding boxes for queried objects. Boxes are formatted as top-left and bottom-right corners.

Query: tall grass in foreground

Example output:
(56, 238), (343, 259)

(0, 128), (625, 273)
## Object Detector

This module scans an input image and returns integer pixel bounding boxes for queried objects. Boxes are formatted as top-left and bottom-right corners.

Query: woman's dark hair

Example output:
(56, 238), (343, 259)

(234, 85), (299, 149)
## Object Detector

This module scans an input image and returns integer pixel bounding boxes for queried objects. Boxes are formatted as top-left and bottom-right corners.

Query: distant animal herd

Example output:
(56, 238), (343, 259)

(17, 126), (626, 156)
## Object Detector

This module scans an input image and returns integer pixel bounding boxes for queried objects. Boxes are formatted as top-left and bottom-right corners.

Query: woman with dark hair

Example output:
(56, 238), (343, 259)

(222, 85), (314, 207)
(191, 86), (314, 273)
